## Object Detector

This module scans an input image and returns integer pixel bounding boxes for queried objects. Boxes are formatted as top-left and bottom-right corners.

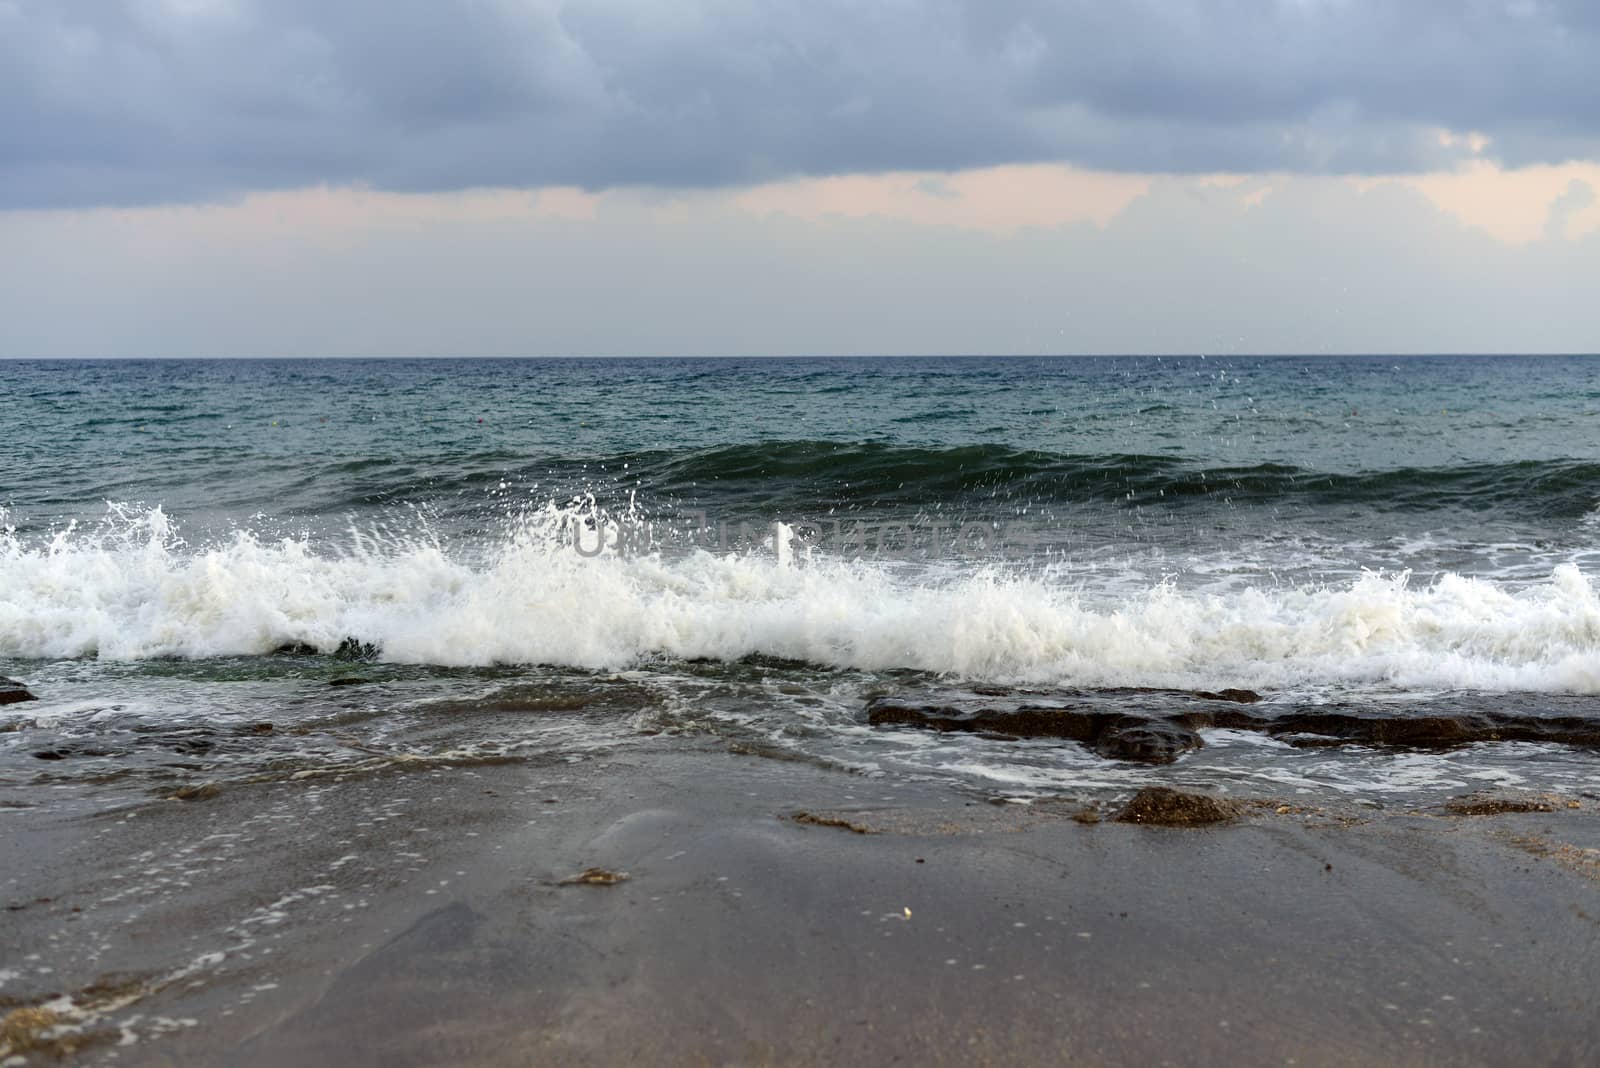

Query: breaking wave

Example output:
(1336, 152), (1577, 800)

(3, 502), (1600, 694)
(122, 442), (1600, 519)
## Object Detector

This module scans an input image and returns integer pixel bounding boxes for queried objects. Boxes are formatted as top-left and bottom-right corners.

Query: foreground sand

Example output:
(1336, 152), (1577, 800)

(3, 740), (1599, 1066)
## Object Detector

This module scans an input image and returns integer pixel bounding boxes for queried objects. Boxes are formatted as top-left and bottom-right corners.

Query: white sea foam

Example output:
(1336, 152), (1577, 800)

(3, 503), (1599, 692)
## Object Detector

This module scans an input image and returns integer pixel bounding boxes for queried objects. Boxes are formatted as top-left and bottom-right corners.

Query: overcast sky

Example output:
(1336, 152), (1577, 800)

(2, 0), (1598, 355)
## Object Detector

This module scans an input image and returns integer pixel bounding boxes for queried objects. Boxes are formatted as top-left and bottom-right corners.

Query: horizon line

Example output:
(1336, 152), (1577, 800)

(4, 351), (1599, 362)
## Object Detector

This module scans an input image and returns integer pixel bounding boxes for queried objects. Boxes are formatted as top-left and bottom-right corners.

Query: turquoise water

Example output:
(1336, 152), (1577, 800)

(6, 355), (1600, 521)
(4, 355), (1600, 806)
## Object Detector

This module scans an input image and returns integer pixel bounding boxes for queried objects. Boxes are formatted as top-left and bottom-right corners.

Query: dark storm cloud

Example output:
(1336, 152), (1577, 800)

(3, 0), (1598, 209)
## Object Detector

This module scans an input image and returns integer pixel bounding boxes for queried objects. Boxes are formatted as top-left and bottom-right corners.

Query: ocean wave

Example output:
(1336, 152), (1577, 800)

(17, 441), (1598, 523)
(366, 441), (1600, 516)
(3, 503), (1599, 693)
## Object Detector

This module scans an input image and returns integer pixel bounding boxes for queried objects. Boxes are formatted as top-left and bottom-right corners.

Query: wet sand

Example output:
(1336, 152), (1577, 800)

(4, 740), (1600, 1066)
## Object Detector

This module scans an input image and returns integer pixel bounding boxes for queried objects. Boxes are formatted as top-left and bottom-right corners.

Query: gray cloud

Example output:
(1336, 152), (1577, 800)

(4, 0), (1600, 209)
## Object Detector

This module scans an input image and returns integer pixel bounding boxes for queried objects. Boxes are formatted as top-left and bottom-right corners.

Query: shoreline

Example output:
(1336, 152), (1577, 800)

(3, 739), (1600, 1065)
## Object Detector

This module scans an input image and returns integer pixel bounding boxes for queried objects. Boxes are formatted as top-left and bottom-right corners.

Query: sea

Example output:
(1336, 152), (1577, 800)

(4, 354), (1600, 811)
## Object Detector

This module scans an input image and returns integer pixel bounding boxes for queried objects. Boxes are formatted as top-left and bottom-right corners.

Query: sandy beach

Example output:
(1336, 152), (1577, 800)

(4, 739), (1598, 1066)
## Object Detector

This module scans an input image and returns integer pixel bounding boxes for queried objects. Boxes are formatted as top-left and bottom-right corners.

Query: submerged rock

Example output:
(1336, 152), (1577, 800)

(867, 697), (1102, 741)
(868, 687), (1600, 763)
(1236, 708), (1600, 749)
(1114, 787), (1242, 826)
(0, 677), (37, 705)
(1093, 719), (1205, 764)
(865, 689), (1230, 764)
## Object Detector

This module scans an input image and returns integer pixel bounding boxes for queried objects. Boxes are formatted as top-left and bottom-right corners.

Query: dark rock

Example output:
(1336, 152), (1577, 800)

(1094, 686), (1260, 704)
(559, 867), (629, 886)
(0, 677), (37, 705)
(1093, 718), (1204, 764)
(866, 691), (1223, 764)
(31, 731), (214, 761)
(1444, 791), (1566, 816)
(1228, 711), (1492, 747)
(328, 677), (370, 687)
(170, 735), (215, 755)
(868, 688), (1600, 761)
(793, 811), (876, 834)
(737, 653), (819, 671)
(1114, 787), (1242, 826)
(868, 697), (1105, 743)
(33, 741), (130, 760)
(1194, 688), (1262, 704)
(271, 642), (319, 657)
(333, 636), (380, 662)
(1240, 708), (1600, 749)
